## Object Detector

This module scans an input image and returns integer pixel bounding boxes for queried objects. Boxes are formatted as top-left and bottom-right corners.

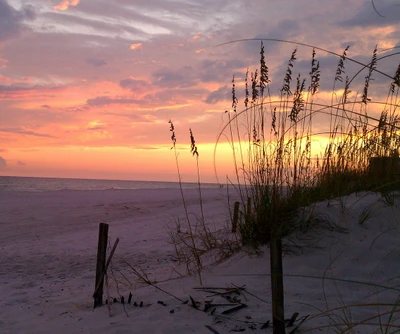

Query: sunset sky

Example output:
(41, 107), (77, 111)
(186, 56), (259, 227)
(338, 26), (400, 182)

(1, 0), (399, 183)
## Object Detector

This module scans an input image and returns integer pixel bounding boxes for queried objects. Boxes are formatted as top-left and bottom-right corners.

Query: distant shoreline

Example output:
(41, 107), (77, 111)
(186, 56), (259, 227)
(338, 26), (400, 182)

(0, 175), (223, 192)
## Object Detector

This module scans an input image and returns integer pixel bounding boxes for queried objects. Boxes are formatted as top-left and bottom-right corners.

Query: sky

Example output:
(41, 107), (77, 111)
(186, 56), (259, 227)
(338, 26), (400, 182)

(0, 0), (399, 183)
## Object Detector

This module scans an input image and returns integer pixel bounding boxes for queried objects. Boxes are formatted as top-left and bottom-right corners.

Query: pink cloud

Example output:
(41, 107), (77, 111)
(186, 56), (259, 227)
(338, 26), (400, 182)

(0, 74), (12, 83)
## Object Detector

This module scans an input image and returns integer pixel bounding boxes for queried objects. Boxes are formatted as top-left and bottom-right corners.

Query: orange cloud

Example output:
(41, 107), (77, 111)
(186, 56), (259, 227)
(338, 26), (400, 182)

(191, 33), (202, 41)
(130, 43), (143, 51)
(53, 0), (80, 11)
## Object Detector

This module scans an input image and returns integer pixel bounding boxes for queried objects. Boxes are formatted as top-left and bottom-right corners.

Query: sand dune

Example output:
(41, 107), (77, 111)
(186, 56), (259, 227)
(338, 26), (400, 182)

(1, 188), (399, 333)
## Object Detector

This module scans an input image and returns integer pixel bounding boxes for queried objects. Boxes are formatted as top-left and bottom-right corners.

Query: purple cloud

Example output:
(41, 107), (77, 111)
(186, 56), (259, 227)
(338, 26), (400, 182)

(340, 1), (400, 27)
(119, 78), (150, 91)
(204, 85), (230, 104)
(87, 96), (140, 106)
(0, 127), (55, 138)
(86, 58), (107, 67)
(0, 0), (36, 42)
(152, 66), (197, 88)
(198, 59), (247, 82)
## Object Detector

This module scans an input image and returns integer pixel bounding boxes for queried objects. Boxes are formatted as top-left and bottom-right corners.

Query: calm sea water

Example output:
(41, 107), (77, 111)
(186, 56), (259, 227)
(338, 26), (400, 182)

(0, 176), (220, 192)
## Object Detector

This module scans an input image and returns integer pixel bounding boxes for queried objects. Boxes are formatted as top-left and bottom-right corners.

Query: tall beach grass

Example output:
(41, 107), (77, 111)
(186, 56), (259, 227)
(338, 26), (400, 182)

(215, 40), (400, 246)
(212, 39), (400, 333)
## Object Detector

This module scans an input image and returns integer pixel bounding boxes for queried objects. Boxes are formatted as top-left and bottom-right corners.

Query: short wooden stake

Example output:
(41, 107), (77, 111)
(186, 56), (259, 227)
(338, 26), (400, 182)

(93, 222), (109, 308)
(232, 201), (240, 233)
(93, 237), (120, 309)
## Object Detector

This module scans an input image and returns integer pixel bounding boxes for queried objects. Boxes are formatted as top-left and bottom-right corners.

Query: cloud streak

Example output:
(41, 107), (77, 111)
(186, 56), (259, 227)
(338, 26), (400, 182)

(0, 127), (55, 138)
(86, 58), (107, 67)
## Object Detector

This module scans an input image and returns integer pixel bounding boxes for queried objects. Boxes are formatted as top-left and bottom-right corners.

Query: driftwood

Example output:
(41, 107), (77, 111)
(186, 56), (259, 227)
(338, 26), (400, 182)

(205, 325), (220, 334)
(221, 303), (247, 314)
(286, 312), (299, 327)
(288, 315), (309, 334)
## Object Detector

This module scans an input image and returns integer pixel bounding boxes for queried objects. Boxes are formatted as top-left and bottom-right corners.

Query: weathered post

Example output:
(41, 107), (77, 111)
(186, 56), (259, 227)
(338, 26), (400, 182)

(270, 234), (285, 334)
(232, 201), (240, 233)
(93, 222), (109, 308)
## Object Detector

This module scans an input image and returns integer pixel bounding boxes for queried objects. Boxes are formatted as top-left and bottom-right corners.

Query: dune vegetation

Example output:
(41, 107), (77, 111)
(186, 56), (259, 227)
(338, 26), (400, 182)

(168, 40), (400, 333)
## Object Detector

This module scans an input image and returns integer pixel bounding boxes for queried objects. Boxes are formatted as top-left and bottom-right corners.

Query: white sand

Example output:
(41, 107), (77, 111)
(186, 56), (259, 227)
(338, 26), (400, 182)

(1, 188), (399, 333)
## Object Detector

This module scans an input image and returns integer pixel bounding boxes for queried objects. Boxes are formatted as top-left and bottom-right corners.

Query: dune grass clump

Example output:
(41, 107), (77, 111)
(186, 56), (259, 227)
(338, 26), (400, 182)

(216, 41), (400, 247)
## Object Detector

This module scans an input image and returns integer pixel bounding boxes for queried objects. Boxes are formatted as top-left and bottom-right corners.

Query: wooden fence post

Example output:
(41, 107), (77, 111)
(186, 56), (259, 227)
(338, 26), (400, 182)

(93, 222), (109, 308)
(270, 235), (285, 334)
(232, 201), (240, 233)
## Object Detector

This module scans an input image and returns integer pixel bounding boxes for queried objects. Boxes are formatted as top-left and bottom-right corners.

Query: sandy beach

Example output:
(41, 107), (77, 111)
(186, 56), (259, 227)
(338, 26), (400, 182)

(1, 188), (400, 333)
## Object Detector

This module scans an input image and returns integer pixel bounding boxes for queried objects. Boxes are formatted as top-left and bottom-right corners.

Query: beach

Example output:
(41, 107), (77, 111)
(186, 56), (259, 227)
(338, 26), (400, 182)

(1, 187), (400, 333)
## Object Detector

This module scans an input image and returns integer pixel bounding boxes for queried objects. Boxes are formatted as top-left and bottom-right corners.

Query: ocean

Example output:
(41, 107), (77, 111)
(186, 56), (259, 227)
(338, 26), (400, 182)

(0, 176), (221, 192)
